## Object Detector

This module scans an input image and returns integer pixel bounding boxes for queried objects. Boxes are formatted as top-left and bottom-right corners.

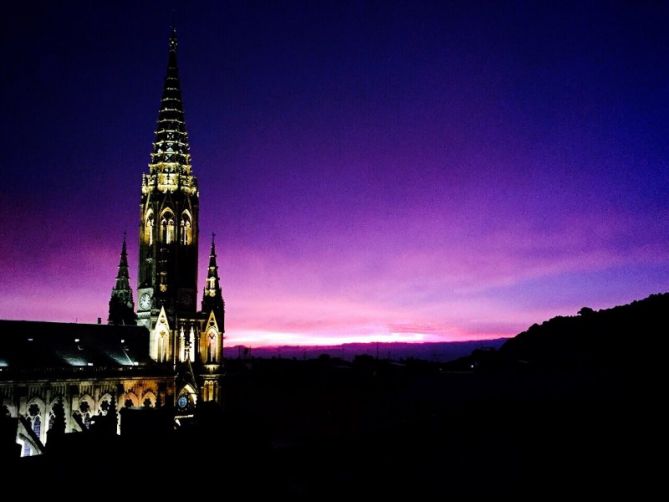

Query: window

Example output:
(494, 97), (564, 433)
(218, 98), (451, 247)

(144, 212), (154, 244)
(207, 331), (218, 363)
(166, 218), (175, 244)
(179, 328), (186, 362)
(160, 210), (175, 244)
(32, 416), (41, 438)
(180, 213), (192, 245)
(159, 331), (168, 362)
(189, 327), (195, 362)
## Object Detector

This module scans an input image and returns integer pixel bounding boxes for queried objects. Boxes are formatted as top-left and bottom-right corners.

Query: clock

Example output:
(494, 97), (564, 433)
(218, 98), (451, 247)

(177, 395), (188, 409)
(139, 293), (152, 310)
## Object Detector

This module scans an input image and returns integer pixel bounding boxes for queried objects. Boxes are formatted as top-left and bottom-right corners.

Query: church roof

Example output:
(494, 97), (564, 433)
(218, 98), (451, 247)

(0, 320), (158, 377)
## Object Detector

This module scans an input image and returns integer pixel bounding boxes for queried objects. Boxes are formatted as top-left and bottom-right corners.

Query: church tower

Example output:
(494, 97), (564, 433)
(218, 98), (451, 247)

(137, 28), (200, 362)
(108, 235), (137, 326)
(133, 28), (224, 406)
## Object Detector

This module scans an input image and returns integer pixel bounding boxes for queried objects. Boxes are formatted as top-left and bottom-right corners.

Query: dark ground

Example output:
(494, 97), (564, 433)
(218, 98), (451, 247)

(5, 295), (667, 497)
(3, 354), (660, 499)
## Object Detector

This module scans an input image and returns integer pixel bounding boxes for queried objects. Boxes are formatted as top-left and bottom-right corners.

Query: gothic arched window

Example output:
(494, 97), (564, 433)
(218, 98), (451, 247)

(33, 415), (41, 438)
(145, 212), (154, 245)
(189, 327), (196, 363)
(166, 218), (175, 244)
(159, 331), (168, 362)
(180, 212), (192, 245)
(160, 210), (176, 244)
(179, 327), (186, 363)
(207, 331), (218, 363)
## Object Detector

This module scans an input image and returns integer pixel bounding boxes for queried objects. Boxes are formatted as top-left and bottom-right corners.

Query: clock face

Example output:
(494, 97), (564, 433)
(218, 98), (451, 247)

(177, 396), (188, 409)
(139, 293), (151, 310)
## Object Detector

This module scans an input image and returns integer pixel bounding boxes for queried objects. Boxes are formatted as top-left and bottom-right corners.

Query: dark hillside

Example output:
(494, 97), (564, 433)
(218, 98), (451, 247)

(501, 293), (668, 368)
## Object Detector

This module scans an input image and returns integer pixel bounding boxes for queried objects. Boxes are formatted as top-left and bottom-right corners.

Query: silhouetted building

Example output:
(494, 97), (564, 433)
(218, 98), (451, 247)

(0, 29), (225, 456)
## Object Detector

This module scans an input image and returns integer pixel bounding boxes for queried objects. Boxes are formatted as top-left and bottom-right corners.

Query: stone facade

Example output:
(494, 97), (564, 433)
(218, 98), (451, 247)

(1, 372), (174, 455)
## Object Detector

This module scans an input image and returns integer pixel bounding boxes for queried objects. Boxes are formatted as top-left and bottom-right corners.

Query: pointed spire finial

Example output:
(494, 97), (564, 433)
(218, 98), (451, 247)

(119, 234), (129, 265)
(169, 25), (178, 52)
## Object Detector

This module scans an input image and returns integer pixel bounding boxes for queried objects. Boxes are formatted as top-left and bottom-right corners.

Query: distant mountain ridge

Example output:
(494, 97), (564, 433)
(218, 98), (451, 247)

(226, 339), (507, 362)
(226, 292), (669, 366)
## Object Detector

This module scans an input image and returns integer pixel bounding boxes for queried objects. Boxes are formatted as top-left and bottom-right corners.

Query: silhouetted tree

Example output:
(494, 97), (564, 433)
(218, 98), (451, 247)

(50, 398), (66, 435)
(46, 397), (66, 451)
(107, 396), (118, 435)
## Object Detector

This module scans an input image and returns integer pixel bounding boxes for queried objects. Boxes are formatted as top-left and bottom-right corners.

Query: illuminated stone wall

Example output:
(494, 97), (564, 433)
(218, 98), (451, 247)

(0, 374), (175, 456)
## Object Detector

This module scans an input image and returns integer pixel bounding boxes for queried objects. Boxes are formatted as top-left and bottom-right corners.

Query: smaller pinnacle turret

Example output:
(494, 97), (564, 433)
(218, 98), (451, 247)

(201, 234), (225, 328)
(108, 235), (137, 325)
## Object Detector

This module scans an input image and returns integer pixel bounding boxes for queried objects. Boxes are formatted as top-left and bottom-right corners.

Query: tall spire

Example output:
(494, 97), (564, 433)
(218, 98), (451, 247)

(138, 28), (199, 331)
(108, 235), (137, 325)
(148, 27), (194, 181)
(201, 234), (225, 328)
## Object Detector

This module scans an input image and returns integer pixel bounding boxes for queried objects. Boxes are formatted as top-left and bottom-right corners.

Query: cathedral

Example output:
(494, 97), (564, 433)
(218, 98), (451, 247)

(0, 29), (224, 457)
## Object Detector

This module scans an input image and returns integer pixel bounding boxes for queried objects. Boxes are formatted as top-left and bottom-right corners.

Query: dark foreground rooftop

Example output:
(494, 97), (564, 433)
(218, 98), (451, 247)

(0, 320), (153, 375)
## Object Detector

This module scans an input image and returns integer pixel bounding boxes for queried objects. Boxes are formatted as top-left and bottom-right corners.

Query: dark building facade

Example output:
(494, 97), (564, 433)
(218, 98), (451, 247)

(0, 29), (224, 456)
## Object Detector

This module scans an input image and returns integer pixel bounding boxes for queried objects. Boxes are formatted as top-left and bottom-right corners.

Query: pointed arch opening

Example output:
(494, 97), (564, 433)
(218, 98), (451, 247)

(180, 210), (193, 245)
(141, 391), (156, 408)
(160, 209), (175, 244)
(158, 330), (168, 363)
(144, 210), (154, 245)
(206, 329), (219, 363)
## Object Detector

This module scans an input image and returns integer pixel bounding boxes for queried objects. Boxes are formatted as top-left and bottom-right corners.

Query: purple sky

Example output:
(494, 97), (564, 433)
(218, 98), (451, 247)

(1, 1), (668, 346)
